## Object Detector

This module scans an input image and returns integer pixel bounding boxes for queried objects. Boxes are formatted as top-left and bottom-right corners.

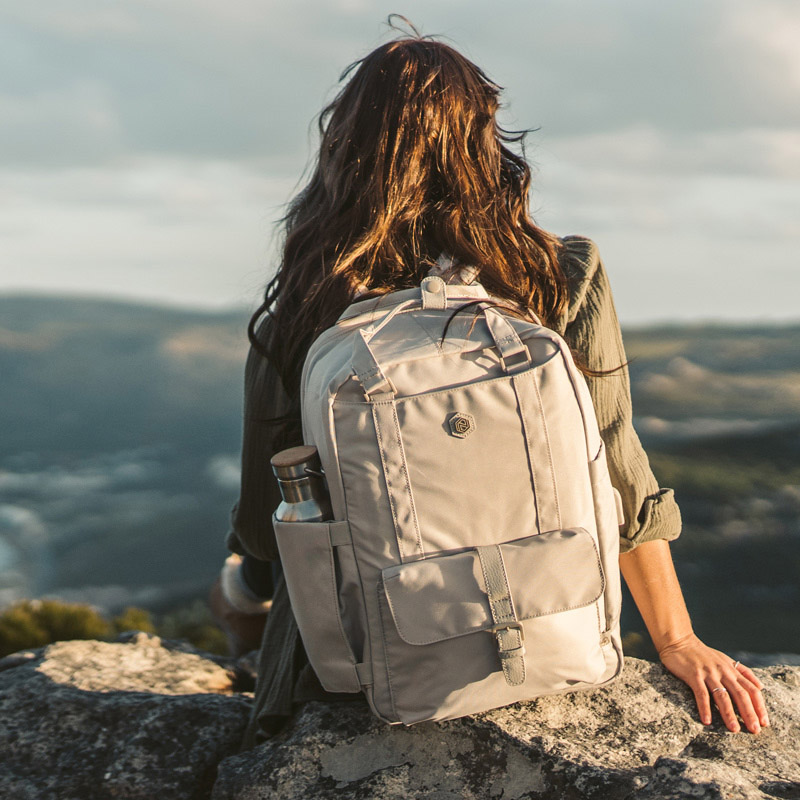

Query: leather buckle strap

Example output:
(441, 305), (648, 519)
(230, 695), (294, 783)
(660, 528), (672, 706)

(489, 622), (526, 667)
(476, 545), (526, 687)
(487, 621), (525, 640)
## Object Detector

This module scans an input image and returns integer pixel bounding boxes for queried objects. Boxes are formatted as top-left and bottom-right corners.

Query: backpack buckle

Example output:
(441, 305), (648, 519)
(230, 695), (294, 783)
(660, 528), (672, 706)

(486, 621), (525, 641)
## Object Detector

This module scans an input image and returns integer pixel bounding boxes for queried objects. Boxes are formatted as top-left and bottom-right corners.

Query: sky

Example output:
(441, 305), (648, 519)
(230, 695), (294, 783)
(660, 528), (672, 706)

(1, 0), (798, 324)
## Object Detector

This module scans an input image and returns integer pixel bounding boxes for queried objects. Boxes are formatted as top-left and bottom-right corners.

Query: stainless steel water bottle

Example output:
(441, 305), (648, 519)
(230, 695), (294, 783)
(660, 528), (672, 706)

(271, 445), (332, 523)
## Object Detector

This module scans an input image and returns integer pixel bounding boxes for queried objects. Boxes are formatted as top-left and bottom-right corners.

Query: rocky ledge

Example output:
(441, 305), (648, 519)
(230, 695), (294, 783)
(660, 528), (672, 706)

(0, 633), (797, 799)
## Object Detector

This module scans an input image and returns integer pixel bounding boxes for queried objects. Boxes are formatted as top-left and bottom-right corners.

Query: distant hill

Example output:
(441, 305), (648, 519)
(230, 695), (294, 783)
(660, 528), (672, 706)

(624, 324), (800, 423)
(1, 295), (798, 655)
(0, 295), (248, 455)
(0, 295), (250, 612)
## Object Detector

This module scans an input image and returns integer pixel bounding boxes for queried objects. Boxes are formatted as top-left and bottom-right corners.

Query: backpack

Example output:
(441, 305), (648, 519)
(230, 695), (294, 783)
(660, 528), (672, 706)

(272, 275), (624, 724)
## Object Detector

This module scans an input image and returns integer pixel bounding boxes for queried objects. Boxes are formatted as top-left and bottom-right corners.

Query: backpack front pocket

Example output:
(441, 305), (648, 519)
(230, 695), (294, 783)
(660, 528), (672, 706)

(378, 527), (613, 724)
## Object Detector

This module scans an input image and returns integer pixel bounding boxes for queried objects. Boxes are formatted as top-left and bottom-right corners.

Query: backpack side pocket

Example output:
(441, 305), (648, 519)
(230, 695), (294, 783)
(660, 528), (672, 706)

(273, 516), (361, 693)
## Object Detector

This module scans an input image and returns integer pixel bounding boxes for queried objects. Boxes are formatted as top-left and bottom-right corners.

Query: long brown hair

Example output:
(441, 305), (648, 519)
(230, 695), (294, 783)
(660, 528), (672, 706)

(250, 27), (569, 402)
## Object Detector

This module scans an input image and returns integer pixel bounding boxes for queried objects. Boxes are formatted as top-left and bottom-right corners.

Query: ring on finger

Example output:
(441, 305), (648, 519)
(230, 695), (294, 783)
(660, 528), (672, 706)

(732, 660), (740, 671)
(711, 686), (728, 697)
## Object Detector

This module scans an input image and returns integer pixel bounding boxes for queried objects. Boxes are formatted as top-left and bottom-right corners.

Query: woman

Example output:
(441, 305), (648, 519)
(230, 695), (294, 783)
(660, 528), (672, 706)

(214, 30), (769, 747)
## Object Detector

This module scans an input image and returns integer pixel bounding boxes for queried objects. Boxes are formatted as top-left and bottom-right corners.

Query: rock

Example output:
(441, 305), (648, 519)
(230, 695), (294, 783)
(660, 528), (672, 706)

(212, 659), (800, 800)
(0, 634), (251, 800)
(0, 636), (797, 799)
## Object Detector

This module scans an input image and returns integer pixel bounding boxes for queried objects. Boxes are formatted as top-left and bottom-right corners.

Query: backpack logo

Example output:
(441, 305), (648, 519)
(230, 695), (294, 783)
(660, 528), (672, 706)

(449, 412), (476, 439)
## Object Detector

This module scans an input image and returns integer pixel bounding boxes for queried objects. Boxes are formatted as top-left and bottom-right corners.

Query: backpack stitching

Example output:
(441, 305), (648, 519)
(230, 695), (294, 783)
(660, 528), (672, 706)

(376, 582), (402, 722)
(335, 345), (561, 407)
(532, 370), (562, 530)
(388, 399), (424, 559)
(511, 374), (542, 533)
(321, 526), (359, 683)
(372, 403), (406, 562)
(407, 310), (445, 354)
(330, 411), (372, 669)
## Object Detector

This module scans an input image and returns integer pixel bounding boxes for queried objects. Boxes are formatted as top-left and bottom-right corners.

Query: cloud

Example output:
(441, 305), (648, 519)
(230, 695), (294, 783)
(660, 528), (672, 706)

(534, 136), (800, 242)
(0, 470), (111, 495)
(0, 0), (356, 167)
(0, 505), (48, 604)
(634, 357), (800, 411)
(723, 0), (800, 91)
(0, 504), (47, 538)
(636, 416), (784, 442)
(0, 81), (123, 166)
(0, 0), (797, 321)
(1, 0), (798, 168)
(0, 536), (18, 572)
(540, 126), (800, 181)
(0, 450), (162, 498)
(206, 456), (241, 492)
(2, 4), (140, 37)
(0, 157), (296, 308)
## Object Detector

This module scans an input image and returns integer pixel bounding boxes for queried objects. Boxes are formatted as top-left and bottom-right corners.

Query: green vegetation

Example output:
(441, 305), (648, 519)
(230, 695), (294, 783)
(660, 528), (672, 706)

(0, 599), (111, 656)
(0, 598), (228, 658)
(111, 606), (157, 636)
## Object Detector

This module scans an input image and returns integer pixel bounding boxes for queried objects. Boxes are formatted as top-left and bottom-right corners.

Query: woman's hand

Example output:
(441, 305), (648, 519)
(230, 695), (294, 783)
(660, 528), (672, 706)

(619, 540), (770, 734)
(658, 632), (769, 734)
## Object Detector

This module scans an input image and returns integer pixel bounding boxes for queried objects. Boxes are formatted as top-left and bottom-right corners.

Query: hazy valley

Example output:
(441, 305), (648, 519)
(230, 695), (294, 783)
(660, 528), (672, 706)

(1, 295), (798, 661)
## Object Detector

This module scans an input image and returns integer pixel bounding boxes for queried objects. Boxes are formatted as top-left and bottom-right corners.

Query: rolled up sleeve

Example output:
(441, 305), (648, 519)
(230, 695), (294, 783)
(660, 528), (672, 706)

(559, 236), (682, 552)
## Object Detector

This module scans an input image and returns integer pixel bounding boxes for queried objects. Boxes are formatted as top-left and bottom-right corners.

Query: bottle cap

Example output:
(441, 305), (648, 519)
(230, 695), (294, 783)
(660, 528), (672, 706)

(271, 445), (321, 480)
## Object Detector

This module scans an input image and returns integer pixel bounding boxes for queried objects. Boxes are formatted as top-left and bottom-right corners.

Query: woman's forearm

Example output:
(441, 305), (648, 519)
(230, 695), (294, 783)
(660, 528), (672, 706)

(618, 539), (693, 653)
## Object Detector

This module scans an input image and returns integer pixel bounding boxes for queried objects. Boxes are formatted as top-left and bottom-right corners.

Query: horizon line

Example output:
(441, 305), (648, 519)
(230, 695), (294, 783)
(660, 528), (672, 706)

(1, 288), (799, 330)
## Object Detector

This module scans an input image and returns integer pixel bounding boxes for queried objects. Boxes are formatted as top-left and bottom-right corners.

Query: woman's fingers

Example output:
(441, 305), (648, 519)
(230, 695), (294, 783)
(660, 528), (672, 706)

(735, 668), (770, 728)
(691, 679), (713, 726)
(722, 676), (761, 734)
(735, 661), (764, 691)
(708, 685), (740, 732)
(751, 685), (770, 727)
(706, 664), (769, 734)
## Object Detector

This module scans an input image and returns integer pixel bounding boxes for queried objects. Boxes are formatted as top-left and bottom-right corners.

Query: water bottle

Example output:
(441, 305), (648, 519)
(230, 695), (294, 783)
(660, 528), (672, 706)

(271, 445), (332, 523)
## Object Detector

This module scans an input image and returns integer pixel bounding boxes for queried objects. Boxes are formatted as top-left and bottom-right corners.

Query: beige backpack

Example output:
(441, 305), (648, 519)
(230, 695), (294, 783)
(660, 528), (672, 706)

(272, 276), (624, 724)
